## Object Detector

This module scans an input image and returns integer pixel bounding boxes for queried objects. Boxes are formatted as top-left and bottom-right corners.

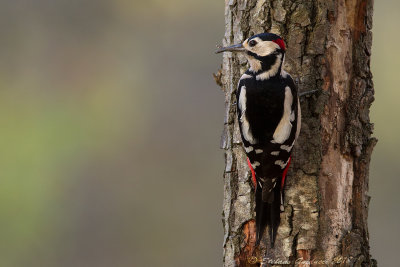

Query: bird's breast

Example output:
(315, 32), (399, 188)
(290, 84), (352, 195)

(244, 81), (285, 143)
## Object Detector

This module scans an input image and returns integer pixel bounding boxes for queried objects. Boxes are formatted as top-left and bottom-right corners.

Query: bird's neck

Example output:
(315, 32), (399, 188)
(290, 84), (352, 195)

(247, 53), (284, 80)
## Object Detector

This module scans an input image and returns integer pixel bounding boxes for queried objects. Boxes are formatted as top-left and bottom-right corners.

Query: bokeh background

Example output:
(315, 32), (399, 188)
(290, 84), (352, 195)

(0, 1), (398, 266)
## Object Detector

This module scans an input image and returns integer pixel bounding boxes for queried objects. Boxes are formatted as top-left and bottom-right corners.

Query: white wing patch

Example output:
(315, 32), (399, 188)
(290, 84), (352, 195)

(255, 149), (263, 154)
(244, 146), (254, 153)
(274, 158), (290, 169)
(274, 160), (286, 169)
(280, 95), (301, 152)
(240, 73), (253, 80)
(290, 111), (295, 122)
(271, 151), (280, 156)
(238, 86), (257, 144)
(273, 86), (293, 144)
(280, 145), (293, 152)
(251, 161), (260, 168)
(295, 97), (301, 140)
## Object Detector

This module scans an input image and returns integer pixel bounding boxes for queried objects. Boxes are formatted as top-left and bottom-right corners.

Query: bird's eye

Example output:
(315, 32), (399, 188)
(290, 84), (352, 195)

(249, 40), (257, 47)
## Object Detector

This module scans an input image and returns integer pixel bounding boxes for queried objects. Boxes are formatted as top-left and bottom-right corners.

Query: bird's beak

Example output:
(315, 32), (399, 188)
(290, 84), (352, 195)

(215, 43), (244, 54)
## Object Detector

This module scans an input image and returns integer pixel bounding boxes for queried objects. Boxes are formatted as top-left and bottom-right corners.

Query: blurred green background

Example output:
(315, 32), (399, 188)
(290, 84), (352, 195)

(0, 1), (398, 266)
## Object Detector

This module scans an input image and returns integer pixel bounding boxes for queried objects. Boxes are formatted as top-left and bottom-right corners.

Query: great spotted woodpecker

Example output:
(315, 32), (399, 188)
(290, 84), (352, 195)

(217, 33), (301, 247)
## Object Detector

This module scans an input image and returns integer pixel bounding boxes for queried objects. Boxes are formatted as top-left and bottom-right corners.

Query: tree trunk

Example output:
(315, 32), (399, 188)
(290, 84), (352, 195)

(215, 0), (376, 266)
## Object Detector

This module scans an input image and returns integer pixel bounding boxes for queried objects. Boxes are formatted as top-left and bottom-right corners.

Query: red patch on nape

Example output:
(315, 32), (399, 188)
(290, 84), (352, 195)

(273, 38), (286, 51)
(281, 157), (291, 189)
(247, 158), (257, 188)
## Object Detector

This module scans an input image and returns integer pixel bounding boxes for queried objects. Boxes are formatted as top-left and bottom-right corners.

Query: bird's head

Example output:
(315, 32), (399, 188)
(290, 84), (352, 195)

(216, 33), (286, 73)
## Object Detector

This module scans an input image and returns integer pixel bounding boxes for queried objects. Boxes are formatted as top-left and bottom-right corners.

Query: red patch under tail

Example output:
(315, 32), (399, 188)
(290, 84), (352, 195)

(281, 157), (291, 189)
(247, 158), (257, 188)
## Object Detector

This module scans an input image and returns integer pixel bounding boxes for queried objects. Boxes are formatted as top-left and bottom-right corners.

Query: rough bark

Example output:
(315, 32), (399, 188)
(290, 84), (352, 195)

(215, 0), (376, 266)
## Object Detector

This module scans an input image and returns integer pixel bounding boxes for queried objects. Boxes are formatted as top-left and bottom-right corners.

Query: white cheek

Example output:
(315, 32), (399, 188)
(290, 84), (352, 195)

(253, 42), (280, 57)
(246, 56), (262, 72)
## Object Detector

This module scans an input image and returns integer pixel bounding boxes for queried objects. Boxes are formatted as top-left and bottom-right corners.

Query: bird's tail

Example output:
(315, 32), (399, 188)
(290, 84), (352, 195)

(255, 184), (281, 247)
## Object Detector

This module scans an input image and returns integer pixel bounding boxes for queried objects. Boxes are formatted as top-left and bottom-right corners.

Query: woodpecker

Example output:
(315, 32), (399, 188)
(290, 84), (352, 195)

(216, 33), (301, 247)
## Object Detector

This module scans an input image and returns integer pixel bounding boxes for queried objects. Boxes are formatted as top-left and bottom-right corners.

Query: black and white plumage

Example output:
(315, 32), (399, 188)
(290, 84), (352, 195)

(217, 33), (301, 247)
